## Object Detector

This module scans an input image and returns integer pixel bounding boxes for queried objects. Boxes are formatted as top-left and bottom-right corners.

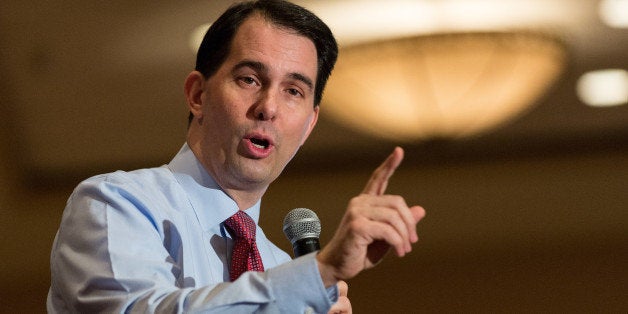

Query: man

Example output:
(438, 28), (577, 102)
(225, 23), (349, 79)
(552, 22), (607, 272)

(47, 1), (425, 313)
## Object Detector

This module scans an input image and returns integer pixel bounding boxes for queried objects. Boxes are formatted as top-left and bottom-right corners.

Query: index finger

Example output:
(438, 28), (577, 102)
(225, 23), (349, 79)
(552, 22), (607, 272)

(362, 147), (404, 195)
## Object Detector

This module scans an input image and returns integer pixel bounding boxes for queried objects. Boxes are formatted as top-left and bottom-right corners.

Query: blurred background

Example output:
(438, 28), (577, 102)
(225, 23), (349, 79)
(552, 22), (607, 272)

(1, 0), (627, 312)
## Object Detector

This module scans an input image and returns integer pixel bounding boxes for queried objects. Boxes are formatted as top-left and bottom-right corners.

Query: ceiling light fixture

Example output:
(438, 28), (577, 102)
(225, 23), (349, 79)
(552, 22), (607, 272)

(322, 32), (567, 141)
(577, 69), (628, 107)
(303, 0), (582, 46)
(599, 0), (628, 28)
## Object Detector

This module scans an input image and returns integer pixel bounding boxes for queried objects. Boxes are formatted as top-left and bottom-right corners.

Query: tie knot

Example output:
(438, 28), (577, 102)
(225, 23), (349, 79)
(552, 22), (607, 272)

(225, 211), (256, 240)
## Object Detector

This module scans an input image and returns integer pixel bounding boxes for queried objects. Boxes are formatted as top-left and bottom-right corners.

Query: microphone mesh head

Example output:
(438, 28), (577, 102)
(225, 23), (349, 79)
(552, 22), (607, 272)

(283, 208), (321, 244)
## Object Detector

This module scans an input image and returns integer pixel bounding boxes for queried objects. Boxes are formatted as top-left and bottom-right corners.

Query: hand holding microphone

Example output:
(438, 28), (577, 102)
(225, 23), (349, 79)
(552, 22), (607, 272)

(283, 209), (351, 314)
(281, 147), (424, 314)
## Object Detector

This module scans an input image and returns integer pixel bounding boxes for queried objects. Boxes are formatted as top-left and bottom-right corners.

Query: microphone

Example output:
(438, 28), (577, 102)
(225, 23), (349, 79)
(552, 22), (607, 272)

(282, 208), (321, 258)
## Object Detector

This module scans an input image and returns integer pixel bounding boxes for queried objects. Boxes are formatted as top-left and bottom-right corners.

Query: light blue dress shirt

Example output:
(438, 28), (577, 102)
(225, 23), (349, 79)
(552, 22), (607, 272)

(47, 143), (336, 313)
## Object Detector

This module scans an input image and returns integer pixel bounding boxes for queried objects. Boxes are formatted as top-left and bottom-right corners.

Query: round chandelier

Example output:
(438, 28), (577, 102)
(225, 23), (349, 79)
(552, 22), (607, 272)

(322, 31), (567, 141)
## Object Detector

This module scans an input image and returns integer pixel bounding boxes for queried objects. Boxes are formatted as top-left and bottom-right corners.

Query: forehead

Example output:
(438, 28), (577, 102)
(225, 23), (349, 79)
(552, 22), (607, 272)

(226, 14), (318, 79)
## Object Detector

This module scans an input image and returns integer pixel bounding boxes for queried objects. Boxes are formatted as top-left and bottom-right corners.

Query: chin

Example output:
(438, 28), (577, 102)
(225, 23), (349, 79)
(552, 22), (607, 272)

(232, 165), (275, 186)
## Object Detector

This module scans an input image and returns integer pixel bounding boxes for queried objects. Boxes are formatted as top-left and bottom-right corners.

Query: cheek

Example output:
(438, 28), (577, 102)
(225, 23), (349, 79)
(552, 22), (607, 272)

(299, 117), (313, 138)
(215, 88), (255, 121)
(288, 114), (315, 145)
(203, 92), (240, 125)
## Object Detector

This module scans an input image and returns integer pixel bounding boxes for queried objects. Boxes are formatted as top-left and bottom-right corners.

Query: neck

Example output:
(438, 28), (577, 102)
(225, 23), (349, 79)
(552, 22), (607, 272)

(186, 133), (268, 211)
(222, 187), (266, 211)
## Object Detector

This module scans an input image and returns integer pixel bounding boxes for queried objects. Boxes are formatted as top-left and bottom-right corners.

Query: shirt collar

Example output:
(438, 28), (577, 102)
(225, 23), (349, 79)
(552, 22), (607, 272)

(166, 143), (261, 231)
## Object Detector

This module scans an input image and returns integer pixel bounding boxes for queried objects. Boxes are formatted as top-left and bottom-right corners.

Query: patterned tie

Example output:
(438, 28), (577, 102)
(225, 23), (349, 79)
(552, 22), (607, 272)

(224, 211), (264, 281)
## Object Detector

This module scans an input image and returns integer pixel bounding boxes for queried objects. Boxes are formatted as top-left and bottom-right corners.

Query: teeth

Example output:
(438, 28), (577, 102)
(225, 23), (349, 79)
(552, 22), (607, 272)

(250, 138), (268, 149)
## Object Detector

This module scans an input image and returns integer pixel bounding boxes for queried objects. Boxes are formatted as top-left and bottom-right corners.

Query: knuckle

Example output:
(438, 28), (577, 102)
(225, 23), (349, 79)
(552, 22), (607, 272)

(348, 195), (364, 207)
(347, 219), (363, 231)
(390, 195), (406, 207)
(384, 226), (401, 242)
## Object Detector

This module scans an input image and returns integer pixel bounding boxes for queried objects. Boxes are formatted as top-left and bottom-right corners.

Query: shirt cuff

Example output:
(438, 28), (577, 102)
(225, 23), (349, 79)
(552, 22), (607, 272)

(267, 252), (336, 313)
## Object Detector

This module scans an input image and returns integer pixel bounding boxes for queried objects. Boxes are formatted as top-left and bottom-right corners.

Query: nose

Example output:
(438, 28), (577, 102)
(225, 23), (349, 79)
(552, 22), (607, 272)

(253, 89), (278, 121)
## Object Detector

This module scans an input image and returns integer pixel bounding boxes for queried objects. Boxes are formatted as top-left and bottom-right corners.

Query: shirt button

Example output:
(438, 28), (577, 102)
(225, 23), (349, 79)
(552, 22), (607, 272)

(304, 307), (314, 314)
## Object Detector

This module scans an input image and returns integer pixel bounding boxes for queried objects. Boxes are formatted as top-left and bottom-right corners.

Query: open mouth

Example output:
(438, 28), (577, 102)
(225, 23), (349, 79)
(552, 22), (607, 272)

(250, 137), (270, 149)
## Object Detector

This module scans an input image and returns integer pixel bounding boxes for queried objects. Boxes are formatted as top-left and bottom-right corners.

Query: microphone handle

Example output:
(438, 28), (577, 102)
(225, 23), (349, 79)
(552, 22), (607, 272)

(293, 237), (320, 257)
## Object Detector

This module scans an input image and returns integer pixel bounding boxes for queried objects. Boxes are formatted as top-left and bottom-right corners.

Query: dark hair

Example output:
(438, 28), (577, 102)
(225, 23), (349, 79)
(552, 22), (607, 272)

(190, 0), (338, 124)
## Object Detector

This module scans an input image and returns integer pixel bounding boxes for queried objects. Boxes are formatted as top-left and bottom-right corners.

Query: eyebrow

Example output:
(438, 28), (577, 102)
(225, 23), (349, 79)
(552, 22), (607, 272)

(289, 72), (313, 92)
(232, 59), (314, 92)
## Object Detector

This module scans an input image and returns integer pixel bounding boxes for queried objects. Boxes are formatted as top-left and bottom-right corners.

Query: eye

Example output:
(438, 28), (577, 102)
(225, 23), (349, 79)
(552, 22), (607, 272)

(240, 76), (257, 85)
(236, 74), (260, 88)
(286, 88), (303, 98)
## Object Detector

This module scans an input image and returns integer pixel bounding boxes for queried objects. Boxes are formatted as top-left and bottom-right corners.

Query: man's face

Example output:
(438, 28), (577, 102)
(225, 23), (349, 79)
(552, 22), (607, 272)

(191, 14), (319, 195)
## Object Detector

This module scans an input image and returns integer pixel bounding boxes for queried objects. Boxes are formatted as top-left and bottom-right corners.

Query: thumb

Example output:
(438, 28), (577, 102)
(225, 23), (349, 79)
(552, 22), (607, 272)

(410, 205), (426, 223)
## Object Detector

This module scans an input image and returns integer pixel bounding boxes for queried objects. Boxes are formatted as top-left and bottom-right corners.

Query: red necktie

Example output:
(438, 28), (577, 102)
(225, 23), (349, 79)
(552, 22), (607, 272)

(224, 211), (264, 281)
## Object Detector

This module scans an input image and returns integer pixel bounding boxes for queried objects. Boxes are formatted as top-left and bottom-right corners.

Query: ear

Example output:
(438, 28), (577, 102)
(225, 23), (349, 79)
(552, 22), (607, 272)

(184, 71), (205, 120)
(300, 105), (319, 146)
